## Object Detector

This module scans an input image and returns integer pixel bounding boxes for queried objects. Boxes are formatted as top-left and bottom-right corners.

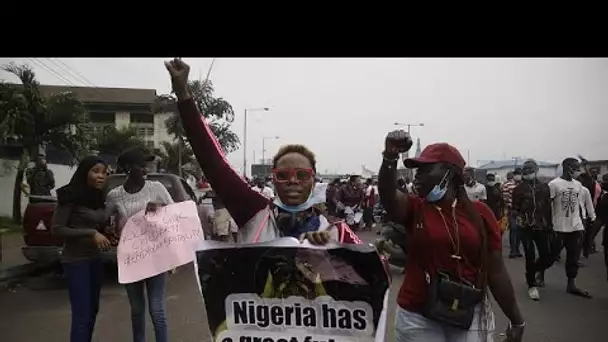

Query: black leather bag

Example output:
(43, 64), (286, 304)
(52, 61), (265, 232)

(423, 270), (484, 330)
(418, 199), (488, 330)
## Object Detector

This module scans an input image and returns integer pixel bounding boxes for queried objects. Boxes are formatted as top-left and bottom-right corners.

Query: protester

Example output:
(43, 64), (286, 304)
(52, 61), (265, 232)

(25, 153), (55, 202)
(51, 156), (110, 342)
(485, 173), (505, 221)
(106, 146), (174, 342)
(548, 158), (592, 298)
(592, 173), (608, 280)
(512, 160), (554, 301)
(363, 178), (377, 230)
(577, 173), (596, 260)
(251, 176), (275, 199)
(210, 193), (238, 242)
(165, 58), (362, 245)
(325, 178), (341, 216)
(378, 130), (524, 342)
(503, 168), (523, 258)
(336, 175), (364, 212)
(464, 167), (487, 202)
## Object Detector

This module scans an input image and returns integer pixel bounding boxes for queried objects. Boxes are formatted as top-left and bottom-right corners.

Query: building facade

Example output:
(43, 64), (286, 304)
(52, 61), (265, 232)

(40, 85), (174, 150)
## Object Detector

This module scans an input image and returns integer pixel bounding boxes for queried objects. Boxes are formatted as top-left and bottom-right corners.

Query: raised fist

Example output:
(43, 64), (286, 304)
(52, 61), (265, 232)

(384, 130), (413, 154)
(164, 58), (190, 98)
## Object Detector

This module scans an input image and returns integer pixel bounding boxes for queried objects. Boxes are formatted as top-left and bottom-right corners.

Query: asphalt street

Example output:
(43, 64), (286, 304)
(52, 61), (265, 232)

(1, 231), (607, 342)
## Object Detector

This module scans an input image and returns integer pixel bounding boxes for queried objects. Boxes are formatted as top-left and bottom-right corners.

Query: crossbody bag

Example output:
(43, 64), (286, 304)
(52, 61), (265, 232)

(420, 199), (486, 330)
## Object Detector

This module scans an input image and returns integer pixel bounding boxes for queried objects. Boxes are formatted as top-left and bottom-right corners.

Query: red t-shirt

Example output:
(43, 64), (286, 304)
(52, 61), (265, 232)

(397, 195), (502, 313)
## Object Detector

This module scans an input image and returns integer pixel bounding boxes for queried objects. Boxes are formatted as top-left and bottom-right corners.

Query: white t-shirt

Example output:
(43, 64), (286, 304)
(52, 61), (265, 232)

(548, 178), (584, 232)
(106, 180), (174, 230)
(251, 186), (275, 199)
(465, 182), (487, 201)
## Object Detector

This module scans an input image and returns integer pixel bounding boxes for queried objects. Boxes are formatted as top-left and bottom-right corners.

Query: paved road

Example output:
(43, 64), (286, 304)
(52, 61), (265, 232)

(1, 231), (607, 342)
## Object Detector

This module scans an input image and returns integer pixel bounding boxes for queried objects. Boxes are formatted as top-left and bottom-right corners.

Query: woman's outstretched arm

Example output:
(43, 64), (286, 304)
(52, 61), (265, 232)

(175, 96), (267, 227)
(166, 61), (268, 227)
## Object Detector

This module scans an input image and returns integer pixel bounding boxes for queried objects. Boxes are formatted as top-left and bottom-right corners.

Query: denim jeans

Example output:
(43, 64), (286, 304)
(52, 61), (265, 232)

(508, 211), (522, 255)
(520, 229), (554, 287)
(125, 272), (168, 342)
(394, 305), (495, 342)
(63, 258), (104, 342)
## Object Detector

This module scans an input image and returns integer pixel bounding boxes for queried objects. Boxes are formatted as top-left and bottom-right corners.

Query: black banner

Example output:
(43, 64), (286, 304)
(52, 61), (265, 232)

(195, 238), (390, 342)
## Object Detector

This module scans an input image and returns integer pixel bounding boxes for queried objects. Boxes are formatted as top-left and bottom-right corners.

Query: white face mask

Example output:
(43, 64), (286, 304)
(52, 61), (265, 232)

(513, 175), (522, 181)
(487, 181), (496, 187)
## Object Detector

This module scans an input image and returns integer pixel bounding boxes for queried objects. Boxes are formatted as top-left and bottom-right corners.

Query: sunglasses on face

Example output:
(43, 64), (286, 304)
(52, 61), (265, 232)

(272, 168), (315, 183)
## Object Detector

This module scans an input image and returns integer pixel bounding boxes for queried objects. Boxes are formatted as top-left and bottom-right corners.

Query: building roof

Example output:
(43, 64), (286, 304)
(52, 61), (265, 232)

(477, 159), (558, 170)
(39, 85), (157, 104)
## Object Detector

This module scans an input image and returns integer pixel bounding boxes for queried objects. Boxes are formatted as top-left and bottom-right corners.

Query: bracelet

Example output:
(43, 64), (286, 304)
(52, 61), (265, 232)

(382, 151), (399, 162)
(509, 321), (526, 329)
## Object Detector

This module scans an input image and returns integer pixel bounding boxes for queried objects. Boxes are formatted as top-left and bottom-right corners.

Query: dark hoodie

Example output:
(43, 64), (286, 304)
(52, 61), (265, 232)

(51, 156), (108, 262)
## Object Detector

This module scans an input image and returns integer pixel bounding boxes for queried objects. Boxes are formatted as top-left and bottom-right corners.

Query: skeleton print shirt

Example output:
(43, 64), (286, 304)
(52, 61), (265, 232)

(548, 178), (585, 233)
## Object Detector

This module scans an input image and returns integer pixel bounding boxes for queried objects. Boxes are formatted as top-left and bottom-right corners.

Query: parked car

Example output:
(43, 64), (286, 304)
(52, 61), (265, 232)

(21, 173), (210, 265)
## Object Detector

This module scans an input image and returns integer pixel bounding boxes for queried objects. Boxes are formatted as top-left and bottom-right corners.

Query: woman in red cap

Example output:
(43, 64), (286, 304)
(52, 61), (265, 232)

(378, 130), (524, 342)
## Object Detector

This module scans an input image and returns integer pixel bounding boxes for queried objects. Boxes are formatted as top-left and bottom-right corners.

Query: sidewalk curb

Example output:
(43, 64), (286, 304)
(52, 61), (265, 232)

(0, 262), (56, 290)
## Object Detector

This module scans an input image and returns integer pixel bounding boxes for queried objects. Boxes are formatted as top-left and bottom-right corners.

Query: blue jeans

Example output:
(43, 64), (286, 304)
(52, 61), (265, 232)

(63, 258), (104, 342)
(395, 306), (494, 342)
(508, 211), (522, 255)
(125, 272), (168, 342)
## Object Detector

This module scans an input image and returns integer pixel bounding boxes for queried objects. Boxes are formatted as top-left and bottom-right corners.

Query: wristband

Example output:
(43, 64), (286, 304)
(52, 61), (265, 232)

(509, 321), (525, 329)
(382, 151), (399, 162)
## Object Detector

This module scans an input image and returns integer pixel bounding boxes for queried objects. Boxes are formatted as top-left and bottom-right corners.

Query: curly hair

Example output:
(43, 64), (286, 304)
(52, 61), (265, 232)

(272, 144), (317, 172)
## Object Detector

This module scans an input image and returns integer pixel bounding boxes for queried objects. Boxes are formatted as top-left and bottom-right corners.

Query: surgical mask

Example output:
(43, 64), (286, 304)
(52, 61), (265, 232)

(571, 170), (583, 179)
(487, 181), (496, 187)
(522, 173), (536, 181)
(273, 186), (317, 214)
(513, 175), (522, 181)
(426, 171), (450, 203)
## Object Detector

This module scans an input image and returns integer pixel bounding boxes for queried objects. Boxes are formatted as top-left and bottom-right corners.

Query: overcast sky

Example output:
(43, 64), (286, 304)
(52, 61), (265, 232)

(1, 58), (606, 174)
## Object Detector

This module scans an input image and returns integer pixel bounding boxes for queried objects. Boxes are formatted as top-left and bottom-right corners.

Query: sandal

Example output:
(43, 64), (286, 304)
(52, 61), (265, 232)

(567, 288), (592, 298)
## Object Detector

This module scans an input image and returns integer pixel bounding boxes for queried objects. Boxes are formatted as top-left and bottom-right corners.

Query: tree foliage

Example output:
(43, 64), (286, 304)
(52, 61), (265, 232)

(157, 141), (196, 175)
(92, 125), (145, 157)
(0, 62), (90, 221)
(155, 79), (240, 153)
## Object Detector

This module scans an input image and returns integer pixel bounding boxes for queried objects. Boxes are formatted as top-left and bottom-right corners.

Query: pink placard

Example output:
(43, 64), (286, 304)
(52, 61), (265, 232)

(117, 201), (203, 284)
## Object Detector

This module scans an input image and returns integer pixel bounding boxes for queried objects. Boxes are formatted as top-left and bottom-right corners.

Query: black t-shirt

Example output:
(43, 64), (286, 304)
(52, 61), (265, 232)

(597, 190), (608, 224)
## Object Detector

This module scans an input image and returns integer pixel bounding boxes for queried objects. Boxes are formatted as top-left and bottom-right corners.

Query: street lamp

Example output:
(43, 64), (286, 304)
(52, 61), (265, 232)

(393, 122), (425, 159)
(262, 136), (280, 164)
(243, 107), (270, 176)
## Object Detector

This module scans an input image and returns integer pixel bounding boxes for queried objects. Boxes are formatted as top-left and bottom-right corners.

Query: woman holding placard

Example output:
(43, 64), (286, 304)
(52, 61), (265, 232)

(164, 58), (361, 246)
(106, 146), (174, 342)
(52, 156), (111, 342)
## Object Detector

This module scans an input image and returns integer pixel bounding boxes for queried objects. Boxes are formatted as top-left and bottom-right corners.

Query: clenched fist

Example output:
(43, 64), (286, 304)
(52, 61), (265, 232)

(164, 58), (191, 100)
(384, 130), (413, 155)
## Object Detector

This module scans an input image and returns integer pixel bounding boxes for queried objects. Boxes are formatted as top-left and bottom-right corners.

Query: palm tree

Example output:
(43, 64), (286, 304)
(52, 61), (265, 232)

(154, 79), (240, 175)
(0, 63), (90, 222)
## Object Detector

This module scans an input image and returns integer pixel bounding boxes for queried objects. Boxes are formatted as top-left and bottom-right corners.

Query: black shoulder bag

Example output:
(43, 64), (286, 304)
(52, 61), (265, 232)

(421, 200), (486, 330)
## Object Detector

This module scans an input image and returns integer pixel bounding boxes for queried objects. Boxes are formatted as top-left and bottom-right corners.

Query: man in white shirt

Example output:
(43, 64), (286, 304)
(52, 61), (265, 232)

(548, 157), (592, 298)
(464, 167), (487, 202)
(251, 176), (275, 199)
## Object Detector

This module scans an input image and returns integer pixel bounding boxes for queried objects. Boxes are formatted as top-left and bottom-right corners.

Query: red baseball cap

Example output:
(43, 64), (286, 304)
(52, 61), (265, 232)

(403, 143), (466, 170)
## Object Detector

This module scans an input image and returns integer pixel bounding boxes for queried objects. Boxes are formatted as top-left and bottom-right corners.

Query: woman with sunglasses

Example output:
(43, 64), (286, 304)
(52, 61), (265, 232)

(379, 130), (524, 342)
(164, 59), (361, 245)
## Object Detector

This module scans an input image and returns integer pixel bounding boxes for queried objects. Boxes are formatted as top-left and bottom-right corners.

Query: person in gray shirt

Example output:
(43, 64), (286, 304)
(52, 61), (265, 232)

(51, 156), (111, 342)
